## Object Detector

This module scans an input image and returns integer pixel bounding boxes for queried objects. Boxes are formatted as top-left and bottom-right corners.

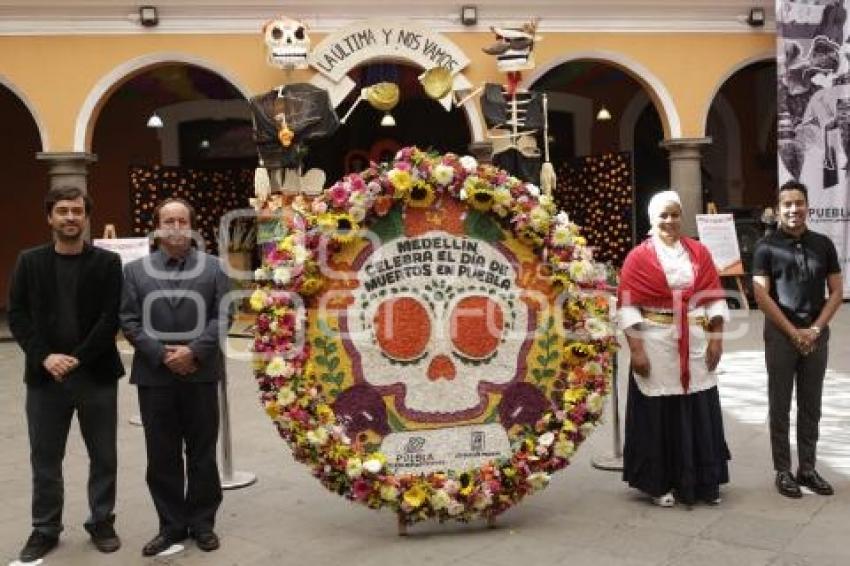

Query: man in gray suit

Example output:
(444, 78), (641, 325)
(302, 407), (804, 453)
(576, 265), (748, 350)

(120, 198), (231, 556)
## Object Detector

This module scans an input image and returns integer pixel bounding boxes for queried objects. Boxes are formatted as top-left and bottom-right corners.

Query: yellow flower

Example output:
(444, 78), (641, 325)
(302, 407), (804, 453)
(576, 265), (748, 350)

(276, 387), (295, 406)
(346, 457), (364, 478)
(277, 234), (296, 252)
(493, 188), (512, 207)
(403, 484), (428, 508)
(563, 388), (586, 405)
(430, 489), (452, 510)
(587, 392), (605, 414)
(316, 403), (335, 423)
(564, 343), (597, 365)
(529, 206), (551, 232)
(265, 356), (288, 377)
(554, 438), (575, 459)
(380, 484), (399, 501)
(299, 275), (324, 296)
(466, 182), (495, 211)
(264, 400), (280, 418)
(249, 289), (268, 312)
(406, 181), (436, 208)
(306, 427), (329, 446)
(388, 169), (413, 193)
(551, 226), (573, 247)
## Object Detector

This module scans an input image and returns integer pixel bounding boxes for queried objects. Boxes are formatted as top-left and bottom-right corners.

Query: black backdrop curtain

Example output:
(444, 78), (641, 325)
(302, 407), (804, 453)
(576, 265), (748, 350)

(129, 165), (253, 255)
(553, 152), (634, 267)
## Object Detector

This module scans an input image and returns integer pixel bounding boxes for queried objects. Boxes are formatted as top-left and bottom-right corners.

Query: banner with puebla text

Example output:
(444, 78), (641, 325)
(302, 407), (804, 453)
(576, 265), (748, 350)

(777, 0), (850, 293)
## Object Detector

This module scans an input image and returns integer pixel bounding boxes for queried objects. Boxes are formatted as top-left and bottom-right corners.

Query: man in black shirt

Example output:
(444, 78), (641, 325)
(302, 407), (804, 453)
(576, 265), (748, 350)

(8, 186), (125, 561)
(752, 180), (843, 499)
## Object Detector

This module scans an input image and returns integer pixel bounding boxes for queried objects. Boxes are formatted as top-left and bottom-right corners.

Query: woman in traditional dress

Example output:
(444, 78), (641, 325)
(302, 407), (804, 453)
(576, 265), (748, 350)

(617, 190), (731, 506)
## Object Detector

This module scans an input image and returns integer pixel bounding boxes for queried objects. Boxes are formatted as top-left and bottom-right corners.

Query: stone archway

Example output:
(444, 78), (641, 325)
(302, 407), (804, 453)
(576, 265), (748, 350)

(523, 49), (681, 139)
(0, 74), (47, 151)
(74, 52), (251, 153)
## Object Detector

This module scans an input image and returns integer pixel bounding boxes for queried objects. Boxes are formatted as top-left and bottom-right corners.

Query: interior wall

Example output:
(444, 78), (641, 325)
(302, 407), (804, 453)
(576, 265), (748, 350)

(89, 94), (162, 239)
(0, 85), (48, 309)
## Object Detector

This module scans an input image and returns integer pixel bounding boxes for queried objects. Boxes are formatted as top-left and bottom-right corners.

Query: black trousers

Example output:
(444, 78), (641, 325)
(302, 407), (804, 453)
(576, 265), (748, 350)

(138, 381), (222, 537)
(764, 320), (830, 474)
(26, 376), (118, 537)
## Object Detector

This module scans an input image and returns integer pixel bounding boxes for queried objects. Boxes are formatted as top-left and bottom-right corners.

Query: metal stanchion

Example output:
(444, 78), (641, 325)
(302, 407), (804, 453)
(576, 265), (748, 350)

(219, 369), (257, 489)
(592, 342), (623, 472)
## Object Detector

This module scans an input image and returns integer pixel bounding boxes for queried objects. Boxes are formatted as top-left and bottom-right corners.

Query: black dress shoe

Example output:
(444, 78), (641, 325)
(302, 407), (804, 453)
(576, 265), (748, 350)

(142, 532), (185, 557)
(796, 469), (834, 495)
(193, 530), (220, 552)
(775, 471), (802, 498)
(85, 521), (121, 553)
(19, 530), (59, 562)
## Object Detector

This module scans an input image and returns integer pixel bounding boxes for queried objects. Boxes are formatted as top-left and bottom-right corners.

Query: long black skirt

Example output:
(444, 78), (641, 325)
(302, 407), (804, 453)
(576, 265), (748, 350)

(622, 373), (731, 504)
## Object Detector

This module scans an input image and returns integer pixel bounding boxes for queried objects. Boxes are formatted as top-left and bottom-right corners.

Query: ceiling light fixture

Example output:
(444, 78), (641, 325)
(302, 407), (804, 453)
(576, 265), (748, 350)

(596, 106), (612, 121)
(380, 113), (396, 127)
(146, 112), (164, 128)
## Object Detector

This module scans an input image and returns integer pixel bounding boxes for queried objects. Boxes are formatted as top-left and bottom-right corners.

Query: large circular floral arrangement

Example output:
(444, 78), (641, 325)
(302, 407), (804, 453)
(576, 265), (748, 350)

(251, 147), (616, 524)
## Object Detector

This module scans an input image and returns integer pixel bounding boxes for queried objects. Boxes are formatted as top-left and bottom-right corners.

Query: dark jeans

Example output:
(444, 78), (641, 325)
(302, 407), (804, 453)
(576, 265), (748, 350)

(138, 382), (222, 537)
(764, 319), (830, 474)
(26, 376), (118, 537)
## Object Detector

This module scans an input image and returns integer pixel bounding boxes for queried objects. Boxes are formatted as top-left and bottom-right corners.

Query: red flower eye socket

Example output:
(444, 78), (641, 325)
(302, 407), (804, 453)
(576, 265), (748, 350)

(450, 296), (504, 359)
(374, 297), (431, 361)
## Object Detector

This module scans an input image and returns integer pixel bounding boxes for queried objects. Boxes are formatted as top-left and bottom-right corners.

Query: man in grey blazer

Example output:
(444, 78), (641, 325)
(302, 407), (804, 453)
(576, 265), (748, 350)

(120, 198), (231, 556)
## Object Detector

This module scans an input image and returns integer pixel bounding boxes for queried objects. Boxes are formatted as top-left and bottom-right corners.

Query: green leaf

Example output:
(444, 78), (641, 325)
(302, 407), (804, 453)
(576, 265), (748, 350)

(532, 368), (543, 380)
(328, 357), (340, 371)
(370, 204), (404, 242)
(315, 356), (329, 367)
(326, 342), (338, 353)
(387, 410), (405, 432)
(464, 209), (505, 242)
(537, 355), (548, 366)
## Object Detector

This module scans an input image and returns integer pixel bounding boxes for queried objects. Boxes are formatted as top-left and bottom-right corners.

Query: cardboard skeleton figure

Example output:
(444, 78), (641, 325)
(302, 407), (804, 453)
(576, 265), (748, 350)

(251, 15), (340, 208)
(479, 19), (556, 193)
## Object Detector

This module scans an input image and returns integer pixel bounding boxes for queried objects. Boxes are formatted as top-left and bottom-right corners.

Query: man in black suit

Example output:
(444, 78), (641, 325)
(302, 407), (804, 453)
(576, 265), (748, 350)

(119, 198), (231, 556)
(9, 186), (124, 562)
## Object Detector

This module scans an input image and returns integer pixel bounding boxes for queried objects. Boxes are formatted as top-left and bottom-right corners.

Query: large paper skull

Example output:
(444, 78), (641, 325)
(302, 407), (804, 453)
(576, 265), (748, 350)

(263, 16), (310, 70)
(343, 232), (532, 421)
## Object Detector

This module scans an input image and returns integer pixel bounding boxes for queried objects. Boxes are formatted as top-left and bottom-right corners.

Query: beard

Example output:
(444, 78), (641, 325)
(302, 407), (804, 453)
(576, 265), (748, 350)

(54, 224), (83, 242)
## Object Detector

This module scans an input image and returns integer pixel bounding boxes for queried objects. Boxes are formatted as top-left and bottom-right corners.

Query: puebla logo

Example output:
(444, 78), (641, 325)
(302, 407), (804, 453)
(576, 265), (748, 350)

(251, 147), (616, 524)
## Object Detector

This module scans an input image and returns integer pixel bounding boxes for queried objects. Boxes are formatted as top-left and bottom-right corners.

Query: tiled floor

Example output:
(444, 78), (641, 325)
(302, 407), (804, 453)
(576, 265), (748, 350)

(1, 308), (849, 565)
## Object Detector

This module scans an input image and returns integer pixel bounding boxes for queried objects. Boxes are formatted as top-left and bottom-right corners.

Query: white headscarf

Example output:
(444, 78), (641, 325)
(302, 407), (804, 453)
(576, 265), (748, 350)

(647, 190), (682, 235)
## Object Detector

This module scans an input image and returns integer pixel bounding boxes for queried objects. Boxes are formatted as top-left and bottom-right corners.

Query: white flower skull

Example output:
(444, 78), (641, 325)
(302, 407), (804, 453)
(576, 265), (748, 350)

(263, 15), (310, 70)
(343, 233), (532, 420)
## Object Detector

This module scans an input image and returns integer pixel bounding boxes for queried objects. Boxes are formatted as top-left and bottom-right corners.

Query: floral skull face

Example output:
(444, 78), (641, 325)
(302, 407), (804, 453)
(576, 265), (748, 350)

(263, 16), (310, 70)
(344, 233), (531, 420)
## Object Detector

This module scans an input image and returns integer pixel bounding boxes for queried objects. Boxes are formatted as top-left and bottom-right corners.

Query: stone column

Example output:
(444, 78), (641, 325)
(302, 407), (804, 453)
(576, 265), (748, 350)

(36, 152), (97, 239)
(36, 151), (97, 192)
(659, 137), (711, 237)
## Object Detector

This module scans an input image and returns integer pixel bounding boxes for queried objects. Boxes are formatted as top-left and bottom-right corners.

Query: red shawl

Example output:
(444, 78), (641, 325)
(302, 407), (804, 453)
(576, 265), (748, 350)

(617, 237), (724, 391)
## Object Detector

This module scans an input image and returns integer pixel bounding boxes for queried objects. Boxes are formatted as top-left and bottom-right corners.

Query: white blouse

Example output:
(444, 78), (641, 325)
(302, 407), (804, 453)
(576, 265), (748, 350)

(618, 236), (730, 396)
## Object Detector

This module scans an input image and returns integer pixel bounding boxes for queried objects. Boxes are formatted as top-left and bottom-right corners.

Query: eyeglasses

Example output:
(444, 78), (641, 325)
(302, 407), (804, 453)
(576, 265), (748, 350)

(793, 241), (810, 282)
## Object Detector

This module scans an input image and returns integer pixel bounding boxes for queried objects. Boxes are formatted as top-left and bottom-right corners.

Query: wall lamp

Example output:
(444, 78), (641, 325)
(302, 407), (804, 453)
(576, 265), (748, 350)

(461, 5), (477, 27)
(747, 7), (765, 27)
(139, 6), (159, 27)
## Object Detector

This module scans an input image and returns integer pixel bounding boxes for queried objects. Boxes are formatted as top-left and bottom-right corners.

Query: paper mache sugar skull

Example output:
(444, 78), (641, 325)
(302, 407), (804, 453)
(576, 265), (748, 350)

(482, 19), (542, 73)
(263, 15), (310, 70)
(342, 234), (534, 423)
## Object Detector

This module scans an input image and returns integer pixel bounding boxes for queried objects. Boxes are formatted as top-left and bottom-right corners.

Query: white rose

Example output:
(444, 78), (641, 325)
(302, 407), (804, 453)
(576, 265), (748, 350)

(433, 164), (455, 185)
(363, 458), (384, 474)
(526, 183), (541, 197)
(538, 431), (556, 447)
(459, 155), (478, 173)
